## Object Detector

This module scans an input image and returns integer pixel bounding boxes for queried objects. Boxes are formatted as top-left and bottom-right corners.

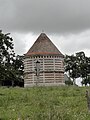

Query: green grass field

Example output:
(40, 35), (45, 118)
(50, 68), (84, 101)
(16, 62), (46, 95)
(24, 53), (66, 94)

(0, 86), (90, 120)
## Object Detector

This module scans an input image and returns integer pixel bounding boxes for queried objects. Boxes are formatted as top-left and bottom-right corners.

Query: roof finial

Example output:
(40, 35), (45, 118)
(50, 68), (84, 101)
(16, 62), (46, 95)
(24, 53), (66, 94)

(42, 30), (44, 33)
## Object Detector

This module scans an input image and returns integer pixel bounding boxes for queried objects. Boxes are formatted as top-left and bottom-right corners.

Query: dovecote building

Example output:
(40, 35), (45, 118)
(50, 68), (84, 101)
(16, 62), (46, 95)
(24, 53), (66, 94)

(24, 33), (64, 87)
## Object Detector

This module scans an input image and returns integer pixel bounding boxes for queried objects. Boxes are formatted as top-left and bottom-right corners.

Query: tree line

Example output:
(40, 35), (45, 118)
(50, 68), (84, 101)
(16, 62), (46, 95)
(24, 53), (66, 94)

(64, 52), (90, 86)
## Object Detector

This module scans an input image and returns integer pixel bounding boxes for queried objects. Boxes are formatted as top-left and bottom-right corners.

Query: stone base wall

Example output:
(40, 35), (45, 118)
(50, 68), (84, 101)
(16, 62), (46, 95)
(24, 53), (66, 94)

(24, 82), (65, 87)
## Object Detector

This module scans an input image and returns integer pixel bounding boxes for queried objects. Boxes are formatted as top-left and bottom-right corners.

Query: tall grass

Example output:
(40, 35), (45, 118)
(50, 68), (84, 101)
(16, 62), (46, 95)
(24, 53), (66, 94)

(0, 86), (90, 120)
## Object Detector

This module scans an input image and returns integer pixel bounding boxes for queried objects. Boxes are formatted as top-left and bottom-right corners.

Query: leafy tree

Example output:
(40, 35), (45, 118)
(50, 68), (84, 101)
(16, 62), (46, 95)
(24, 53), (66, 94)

(0, 30), (24, 87)
(0, 30), (15, 84)
(65, 51), (90, 86)
(11, 55), (24, 86)
(76, 52), (90, 86)
(76, 52), (87, 78)
(64, 55), (80, 85)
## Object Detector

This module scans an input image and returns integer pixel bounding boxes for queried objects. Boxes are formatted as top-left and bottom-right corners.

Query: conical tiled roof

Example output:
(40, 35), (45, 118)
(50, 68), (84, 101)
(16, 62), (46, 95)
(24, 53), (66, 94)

(25, 33), (63, 57)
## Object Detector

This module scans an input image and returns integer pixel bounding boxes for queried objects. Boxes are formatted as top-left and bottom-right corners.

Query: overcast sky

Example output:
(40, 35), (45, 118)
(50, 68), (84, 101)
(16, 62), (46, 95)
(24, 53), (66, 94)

(0, 0), (90, 56)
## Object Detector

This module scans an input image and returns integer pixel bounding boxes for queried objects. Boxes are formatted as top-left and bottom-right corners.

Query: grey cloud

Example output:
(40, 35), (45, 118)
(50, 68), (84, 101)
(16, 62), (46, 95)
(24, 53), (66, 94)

(0, 0), (90, 33)
(57, 30), (90, 55)
(11, 33), (26, 55)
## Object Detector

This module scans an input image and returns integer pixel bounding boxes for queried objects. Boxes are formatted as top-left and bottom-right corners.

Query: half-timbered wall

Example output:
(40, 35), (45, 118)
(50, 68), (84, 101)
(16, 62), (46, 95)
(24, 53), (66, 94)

(24, 56), (64, 87)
